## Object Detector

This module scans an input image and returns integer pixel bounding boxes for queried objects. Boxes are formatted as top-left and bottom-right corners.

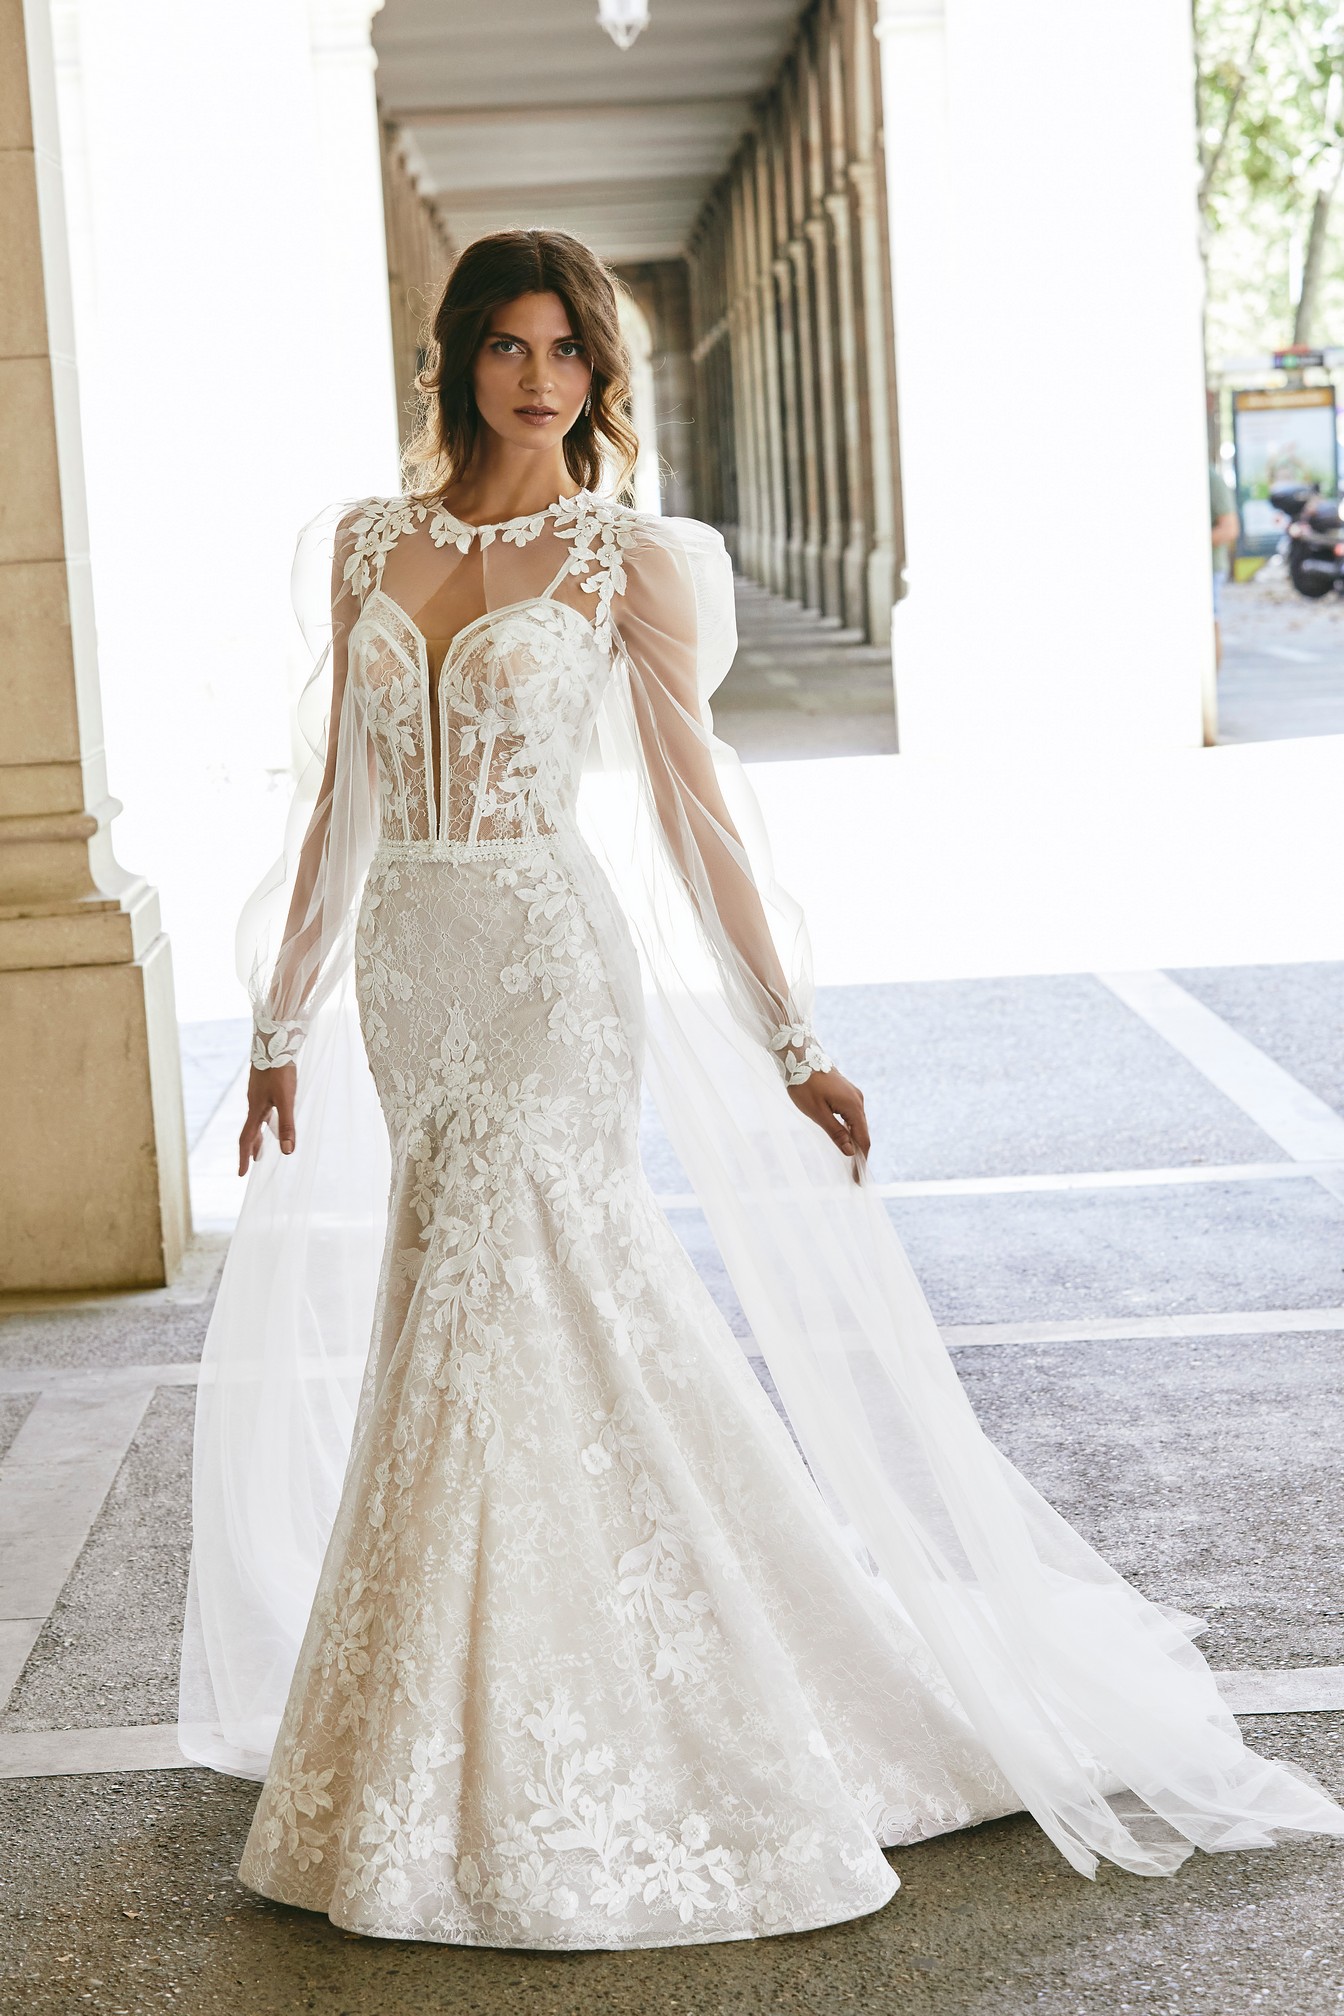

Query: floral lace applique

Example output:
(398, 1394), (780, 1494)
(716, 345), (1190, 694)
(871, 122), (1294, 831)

(583, 1396), (716, 1685)
(251, 1011), (306, 1071)
(769, 1024), (834, 1087)
(459, 1697), (744, 1930)
(257, 1746), (336, 1871)
(553, 496), (639, 653)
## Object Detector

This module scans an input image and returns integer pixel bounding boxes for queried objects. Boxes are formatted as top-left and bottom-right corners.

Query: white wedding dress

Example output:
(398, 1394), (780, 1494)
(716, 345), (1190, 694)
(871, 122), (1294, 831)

(180, 491), (1343, 1950)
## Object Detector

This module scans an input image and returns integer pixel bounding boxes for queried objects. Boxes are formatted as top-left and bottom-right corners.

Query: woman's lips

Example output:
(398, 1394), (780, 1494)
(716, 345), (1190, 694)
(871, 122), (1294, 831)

(516, 405), (558, 425)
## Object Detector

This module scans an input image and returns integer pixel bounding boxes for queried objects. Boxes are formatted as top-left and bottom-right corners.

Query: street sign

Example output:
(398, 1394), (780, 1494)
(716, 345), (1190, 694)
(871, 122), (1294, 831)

(1272, 347), (1325, 370)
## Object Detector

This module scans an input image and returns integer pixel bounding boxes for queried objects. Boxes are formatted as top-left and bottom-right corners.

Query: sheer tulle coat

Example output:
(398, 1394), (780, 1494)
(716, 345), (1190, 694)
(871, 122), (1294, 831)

(179, 493), (1343, 1949)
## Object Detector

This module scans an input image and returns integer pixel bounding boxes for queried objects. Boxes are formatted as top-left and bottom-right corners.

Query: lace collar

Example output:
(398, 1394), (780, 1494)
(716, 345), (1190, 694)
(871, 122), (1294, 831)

(344, 489), (622, 602)
(426, 490), (593, 554)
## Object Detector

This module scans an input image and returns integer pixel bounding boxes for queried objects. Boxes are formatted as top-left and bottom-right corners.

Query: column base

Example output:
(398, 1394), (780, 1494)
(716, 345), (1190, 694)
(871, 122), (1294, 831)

(843, 540), (869, 635)
(802, 540), (822, 612)
(821, 543), (845, 621)
(0, 933), (191, 1292)
(866, 543), (896, 648)
(786, 537), (807, 604)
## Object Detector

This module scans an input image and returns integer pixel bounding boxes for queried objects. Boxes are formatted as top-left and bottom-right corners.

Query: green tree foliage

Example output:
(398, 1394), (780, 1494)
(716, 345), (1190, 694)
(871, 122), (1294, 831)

(1194, 0), (1344, 354)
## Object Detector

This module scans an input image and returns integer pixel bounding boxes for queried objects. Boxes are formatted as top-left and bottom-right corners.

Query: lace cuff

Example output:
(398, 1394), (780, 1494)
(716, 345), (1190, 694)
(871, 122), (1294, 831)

(769, 1024), (833, 1087)
(251, 1014), (306, 1071)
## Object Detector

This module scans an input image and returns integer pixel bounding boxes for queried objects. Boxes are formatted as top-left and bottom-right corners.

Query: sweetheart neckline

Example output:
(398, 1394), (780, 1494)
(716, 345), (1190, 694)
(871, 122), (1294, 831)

(357, 587), (594, 678)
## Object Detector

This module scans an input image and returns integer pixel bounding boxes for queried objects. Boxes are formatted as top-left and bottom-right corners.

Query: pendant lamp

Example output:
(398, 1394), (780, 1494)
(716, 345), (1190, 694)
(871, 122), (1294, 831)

(598, 0), (649, 49)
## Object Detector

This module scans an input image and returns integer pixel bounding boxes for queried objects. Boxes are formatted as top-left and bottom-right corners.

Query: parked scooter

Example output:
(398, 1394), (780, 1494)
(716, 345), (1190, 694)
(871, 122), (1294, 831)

(1272, 482), (1344, 598)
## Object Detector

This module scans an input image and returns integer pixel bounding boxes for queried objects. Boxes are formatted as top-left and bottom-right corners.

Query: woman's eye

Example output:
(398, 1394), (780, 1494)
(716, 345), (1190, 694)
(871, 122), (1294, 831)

(491, 338), (521, 354)
(557, 342), (584, 358)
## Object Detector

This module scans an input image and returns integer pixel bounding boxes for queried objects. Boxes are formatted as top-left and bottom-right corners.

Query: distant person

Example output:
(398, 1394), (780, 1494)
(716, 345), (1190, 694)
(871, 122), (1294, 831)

(1210, 462), (1239, 671)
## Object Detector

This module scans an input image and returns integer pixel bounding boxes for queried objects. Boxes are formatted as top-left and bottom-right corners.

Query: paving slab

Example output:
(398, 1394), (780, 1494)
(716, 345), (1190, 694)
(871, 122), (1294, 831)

(812, 975), (1286, 1184)
(956, 1330), (1344, 1672)
(1, 1388), (193, 1734)
(1172, 963), (1344, 1124)
(886, 1177), (1344, 1327)
(0, 1722), (1340, 2015)
(1217, 559), (1344, 742)
(0, 1393), (36, 1466)
(0, 1299), (215, 1377)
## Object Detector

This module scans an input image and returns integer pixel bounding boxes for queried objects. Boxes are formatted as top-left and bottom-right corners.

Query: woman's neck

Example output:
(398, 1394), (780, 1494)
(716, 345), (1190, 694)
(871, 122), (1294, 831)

(435, 441), (578, 526)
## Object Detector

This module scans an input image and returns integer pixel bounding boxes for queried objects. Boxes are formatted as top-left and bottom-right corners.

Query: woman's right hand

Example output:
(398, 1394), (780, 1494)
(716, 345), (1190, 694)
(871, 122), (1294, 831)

(238, 1063), (298, 1173)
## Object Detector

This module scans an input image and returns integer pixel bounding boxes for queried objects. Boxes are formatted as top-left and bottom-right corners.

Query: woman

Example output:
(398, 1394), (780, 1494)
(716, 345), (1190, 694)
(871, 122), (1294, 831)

(180, 229), (1343, 1949)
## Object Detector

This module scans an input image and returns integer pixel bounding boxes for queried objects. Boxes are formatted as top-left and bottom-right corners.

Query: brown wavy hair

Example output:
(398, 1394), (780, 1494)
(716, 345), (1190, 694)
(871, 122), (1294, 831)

(404, 229), (639, 499)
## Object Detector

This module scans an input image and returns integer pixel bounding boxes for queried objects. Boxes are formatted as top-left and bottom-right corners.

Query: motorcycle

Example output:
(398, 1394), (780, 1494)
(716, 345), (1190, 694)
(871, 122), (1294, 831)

(1271, 482), (1344, 598)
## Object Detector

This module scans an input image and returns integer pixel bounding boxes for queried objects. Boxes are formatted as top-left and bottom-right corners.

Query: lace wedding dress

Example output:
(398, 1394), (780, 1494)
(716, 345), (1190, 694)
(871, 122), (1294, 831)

(180, 492), (1344, 1951)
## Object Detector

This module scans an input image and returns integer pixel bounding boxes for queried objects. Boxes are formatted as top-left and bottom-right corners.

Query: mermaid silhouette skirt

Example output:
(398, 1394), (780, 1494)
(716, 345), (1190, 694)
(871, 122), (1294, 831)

(237, 835), (1014, 1948)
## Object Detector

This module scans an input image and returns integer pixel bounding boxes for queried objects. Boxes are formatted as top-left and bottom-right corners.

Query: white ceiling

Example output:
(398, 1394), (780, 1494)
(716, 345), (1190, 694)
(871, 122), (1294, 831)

(373, 0), (803, 263)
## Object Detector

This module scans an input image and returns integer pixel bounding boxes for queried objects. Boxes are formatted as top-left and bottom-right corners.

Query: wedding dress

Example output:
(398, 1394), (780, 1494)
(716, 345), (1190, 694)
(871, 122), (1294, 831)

(179, 491), (1343, 1950)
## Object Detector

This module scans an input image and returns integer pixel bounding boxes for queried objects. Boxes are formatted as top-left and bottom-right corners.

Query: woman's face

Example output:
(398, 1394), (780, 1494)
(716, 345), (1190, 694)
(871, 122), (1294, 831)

(472, 291), (593, 456)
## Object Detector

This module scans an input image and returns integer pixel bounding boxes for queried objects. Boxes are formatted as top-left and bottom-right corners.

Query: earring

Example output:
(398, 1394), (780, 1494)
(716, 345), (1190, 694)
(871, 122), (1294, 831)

(583, 390), (593, 417)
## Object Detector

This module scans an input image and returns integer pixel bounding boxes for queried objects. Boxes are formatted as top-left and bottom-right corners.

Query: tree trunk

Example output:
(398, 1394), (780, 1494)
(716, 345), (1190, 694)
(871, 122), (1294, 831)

(1294, 163), (1343, 347)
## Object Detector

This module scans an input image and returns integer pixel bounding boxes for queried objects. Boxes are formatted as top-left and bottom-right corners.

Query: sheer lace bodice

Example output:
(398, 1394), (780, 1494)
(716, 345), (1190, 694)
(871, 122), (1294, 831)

(248, 492), (831, 1084)
(351, 503), (614, 848)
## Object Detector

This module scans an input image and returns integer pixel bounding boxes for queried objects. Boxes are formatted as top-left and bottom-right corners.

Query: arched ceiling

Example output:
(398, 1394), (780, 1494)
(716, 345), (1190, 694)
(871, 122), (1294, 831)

(373, 0), (803, 263)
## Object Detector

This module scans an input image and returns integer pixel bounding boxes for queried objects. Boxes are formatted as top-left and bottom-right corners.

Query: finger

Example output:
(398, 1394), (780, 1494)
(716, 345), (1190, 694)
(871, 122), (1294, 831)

(844, 1099), (872, 1160)
(271, 1082), (297, 1155)
(238, 1124), (262, 1176)
(819, 1109), (854, 1156)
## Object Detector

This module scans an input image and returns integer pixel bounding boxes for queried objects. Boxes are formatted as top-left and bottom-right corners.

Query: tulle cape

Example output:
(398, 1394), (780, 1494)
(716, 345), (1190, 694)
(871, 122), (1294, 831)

(179, 499), (1344, 1881)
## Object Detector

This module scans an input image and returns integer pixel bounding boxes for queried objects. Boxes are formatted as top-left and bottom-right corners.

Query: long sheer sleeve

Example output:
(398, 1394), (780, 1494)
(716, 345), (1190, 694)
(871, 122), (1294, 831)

(605, 519), (832, 1086)
(244, 512), (378, 1071)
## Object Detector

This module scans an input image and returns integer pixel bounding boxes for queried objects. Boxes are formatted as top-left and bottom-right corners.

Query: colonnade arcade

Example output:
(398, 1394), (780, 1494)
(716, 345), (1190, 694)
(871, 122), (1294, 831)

(685, 0), (900, 644)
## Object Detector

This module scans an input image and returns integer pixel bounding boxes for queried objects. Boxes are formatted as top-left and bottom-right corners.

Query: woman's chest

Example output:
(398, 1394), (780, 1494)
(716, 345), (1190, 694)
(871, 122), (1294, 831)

(349, 593), (612, 841)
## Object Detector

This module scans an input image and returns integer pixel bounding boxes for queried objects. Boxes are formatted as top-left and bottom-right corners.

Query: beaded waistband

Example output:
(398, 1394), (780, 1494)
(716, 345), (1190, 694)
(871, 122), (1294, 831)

(373, 835), (554, 863)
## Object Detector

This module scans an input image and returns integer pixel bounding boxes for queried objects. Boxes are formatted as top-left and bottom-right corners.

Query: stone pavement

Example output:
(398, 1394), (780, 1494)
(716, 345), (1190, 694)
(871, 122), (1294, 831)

(1217, 558), (1344, 745)
(2, 956), (1343, 2014)
(709, 579), (897, 761)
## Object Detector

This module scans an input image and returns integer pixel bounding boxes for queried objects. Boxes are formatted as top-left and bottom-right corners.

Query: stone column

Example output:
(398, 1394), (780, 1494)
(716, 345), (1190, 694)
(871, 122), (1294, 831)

(773, 251), (805, 603)
(382, 121), (454, 443)
(806, 212), (845, 621)
(849, 160), (895, 644)
(784, 55), (824, 613)
(1, 0), (188, 1290)
(848, 0), (898, 646)
(825, 181), (868, 632)
(305, 0), (401, 501)
(753, 140), (789, 594)
(804, 34), (846, 621)
(788, 236), (824, 612)
(727, 171), (761, 578)
(49, 0), (402, 1032)
(823, 10), (870, 631)
(874, 0), (1210, 752)
(741, 160), (776, 590)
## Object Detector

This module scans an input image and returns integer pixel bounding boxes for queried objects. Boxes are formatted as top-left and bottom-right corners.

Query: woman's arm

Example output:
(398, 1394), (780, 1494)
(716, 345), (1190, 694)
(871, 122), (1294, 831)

(610, 524), (870, 1168)
(239, 515), (374, 1170)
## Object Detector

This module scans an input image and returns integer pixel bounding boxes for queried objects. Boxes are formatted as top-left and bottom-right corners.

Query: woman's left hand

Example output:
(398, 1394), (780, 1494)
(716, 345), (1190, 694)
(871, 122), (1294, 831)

(788, 1067), (870, 1177)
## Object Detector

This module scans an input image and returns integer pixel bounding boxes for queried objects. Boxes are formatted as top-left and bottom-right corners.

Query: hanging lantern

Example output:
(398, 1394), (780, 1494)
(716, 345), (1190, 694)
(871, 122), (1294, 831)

(597, 0), (649, 49)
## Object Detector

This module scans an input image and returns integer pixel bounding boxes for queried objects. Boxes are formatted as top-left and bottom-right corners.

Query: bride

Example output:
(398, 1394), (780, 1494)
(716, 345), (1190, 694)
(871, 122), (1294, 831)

(179, 227), (1343, 1949)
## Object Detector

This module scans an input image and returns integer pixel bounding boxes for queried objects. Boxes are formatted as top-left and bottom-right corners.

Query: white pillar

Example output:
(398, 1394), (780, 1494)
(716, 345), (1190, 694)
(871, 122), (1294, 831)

(875, 0), (1211, 756)
(52, 0), (400, 1020)
(305, 0), (401, 493)
(2, 0), (188, 1289)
